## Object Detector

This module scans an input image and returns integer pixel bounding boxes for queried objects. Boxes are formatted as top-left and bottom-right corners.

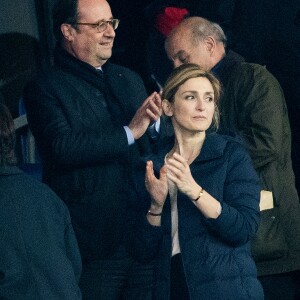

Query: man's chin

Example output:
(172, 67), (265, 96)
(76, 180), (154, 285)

(99, 51), (112, 61)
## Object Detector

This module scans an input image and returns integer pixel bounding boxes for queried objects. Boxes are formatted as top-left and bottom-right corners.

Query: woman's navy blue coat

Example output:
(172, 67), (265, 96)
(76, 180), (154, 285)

(129, 133), (264, 300)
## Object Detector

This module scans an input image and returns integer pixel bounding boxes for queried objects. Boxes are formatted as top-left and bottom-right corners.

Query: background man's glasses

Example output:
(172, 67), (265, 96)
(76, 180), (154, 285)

(74, 19), (120, 32)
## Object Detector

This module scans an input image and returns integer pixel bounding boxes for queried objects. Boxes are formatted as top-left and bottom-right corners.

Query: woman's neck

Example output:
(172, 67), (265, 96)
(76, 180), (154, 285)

(169, 131), (206, 164)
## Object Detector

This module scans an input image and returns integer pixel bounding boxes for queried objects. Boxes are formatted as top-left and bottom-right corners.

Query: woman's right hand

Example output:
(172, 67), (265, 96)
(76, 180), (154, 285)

(145, 160), (168, 210)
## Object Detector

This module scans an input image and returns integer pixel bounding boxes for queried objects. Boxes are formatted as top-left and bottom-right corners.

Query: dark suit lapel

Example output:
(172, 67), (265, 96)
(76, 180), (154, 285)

(104, 65), (135, 123)
(61, 72), (110, 122)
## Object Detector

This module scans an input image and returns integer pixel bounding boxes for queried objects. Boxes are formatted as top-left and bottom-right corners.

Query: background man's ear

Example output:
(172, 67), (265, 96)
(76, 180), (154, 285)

(162, 99), (173, 116)
(204, 36), (216, 55)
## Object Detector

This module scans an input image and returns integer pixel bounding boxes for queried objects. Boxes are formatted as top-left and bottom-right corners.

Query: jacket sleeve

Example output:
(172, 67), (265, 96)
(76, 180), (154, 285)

(205, 143), (260, 246)
(233, 64), (289, 170)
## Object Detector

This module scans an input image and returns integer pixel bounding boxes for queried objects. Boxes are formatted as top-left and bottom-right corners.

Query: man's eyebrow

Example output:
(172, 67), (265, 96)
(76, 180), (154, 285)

(96, 17), (114, 22)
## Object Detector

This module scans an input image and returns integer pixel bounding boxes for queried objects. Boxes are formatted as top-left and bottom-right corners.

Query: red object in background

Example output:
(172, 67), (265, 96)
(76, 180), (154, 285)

(155, 7), (189, 37)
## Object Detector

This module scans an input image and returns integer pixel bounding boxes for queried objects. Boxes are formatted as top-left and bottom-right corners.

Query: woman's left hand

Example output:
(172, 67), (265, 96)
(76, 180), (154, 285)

(166, 152), (200, 200)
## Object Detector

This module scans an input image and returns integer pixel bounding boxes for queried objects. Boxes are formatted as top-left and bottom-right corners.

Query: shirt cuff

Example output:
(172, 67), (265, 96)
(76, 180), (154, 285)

(155, 117), (161, 133)
(124, 126), (135, 145)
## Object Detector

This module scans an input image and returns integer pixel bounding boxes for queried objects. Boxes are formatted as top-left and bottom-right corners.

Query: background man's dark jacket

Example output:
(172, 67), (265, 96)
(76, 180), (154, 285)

(215, 51), (300, 276)
(0, 166), (81, 299)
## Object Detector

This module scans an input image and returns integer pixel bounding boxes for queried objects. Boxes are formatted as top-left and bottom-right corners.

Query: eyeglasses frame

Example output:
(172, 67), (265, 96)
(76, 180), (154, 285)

(74, 19), (120, 32)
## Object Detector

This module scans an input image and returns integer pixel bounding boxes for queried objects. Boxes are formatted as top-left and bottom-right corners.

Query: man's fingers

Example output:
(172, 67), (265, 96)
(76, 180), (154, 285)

(153, 92), (162, 105)
(144, 92), (158, 105)
(148, 99), (161, 115)
(146, 108), (159, 121)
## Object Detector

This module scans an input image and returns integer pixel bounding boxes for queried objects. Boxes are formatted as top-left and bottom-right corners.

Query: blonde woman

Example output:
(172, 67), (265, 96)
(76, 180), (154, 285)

(129, 63), (263, 299)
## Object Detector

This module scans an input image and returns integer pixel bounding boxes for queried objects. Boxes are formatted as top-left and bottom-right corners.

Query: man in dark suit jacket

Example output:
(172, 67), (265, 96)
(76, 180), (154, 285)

(24, 0), (162, 299)
(0, 103), (82, 299)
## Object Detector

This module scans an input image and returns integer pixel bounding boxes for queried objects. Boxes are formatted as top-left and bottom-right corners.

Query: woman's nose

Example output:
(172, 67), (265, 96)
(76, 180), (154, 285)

(196, 99), (205, 110)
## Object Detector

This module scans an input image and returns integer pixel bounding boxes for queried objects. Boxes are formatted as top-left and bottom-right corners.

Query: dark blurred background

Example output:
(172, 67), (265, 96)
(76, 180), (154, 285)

(1, 0), (300, 195)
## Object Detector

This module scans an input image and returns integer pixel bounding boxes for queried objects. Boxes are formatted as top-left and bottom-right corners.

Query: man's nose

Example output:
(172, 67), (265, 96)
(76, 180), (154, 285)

(104, 24), (116, 37)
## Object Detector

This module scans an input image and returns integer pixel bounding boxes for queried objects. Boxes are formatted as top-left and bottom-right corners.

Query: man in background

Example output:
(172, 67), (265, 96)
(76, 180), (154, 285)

(165, 16), (300, 300)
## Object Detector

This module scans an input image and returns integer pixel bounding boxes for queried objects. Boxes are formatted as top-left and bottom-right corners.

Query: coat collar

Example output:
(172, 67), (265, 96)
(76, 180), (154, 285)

(212, 50), (245, 85)
(53, 46), (135, 124)
(147, 133), (232, 172)
(53, 46), (128, 92)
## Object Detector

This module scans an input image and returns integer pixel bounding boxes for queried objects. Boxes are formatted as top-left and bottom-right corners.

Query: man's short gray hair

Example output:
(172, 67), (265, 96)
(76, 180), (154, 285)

(185, 17), (227, 48)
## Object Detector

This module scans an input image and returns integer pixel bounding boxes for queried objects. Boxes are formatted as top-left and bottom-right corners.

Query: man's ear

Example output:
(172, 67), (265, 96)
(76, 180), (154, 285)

(61, 23), (75, 42)
(204, 36), (216, 56)
(162, 99), (173, 117)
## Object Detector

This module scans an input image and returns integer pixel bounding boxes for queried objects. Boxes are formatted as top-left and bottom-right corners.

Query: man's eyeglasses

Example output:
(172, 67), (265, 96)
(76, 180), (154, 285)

(74, 19), (120, 33)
